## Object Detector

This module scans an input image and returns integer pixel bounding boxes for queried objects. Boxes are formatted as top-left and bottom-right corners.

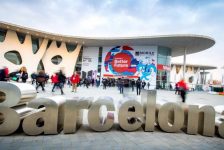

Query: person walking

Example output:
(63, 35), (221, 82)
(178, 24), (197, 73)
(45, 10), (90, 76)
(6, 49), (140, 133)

(118, 77), (125, 94)
(177, 79), (189, 103)
(131, 79), (135, 92)
(0, 66), (9, 81)
(102, 78), (107, 89)
(57, 70), (66, 95)
(136, 77), (142, 95)
(91, 78), (95, 87)
(96, 76), (100, 88)
(142, 80), (146, 89)
(147, 82), (150, 89)
(51, 73), (59, 92)
(70, 71), (80, 92)
(84, 78), (90, 88)
(31, 72), (37, 85)
(20, 67), (28, 83)
(36, 70), (46, 93)
(175, 83), (179, 95)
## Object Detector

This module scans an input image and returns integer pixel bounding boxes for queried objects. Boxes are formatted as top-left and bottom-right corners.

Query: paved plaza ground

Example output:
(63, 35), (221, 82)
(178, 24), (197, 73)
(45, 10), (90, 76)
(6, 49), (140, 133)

(1, 84), (224, 150)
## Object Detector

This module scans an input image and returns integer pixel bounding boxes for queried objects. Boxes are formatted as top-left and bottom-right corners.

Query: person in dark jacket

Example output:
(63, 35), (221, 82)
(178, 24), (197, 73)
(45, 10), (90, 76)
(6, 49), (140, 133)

(118, 77), (125, 94)
(147, 82), (150, 89)
(31, 72), (37, 85)
(36, 70), (46, 92)
(177, 79), (189, 103)
(102, 78), (107, 89)
(0, 67), (9, 81)
(136, 77), (142, 95)
(20, 67), (28, 83)
(57, 70), (66, 95)
(131, 79), (135, 92)
(142, 80), (146, 89)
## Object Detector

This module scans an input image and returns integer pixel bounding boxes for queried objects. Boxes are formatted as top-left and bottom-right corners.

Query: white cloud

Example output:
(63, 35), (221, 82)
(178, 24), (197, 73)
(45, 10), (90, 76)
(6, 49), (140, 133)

(0, 0), (224, 79)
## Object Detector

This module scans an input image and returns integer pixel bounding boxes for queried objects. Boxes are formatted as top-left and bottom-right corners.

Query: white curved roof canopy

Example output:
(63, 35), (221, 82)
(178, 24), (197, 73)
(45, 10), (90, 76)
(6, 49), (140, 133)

(171, 63), (217, 70)
(0, 21), (215, 57)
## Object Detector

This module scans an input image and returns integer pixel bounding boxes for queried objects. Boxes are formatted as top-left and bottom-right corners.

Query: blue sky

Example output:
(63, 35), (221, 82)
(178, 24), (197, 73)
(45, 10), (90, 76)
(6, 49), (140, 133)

(0, 0), (224, 79)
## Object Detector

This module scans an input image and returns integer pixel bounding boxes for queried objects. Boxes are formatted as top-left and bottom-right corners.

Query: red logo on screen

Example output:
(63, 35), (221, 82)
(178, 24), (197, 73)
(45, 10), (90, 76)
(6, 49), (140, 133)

(111, 53), (131, 73)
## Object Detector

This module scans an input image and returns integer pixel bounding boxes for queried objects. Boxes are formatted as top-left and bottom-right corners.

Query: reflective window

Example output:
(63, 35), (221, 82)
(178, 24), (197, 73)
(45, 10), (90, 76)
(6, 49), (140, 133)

(75, 47), (83, 72)
(56, 41), (61, 48)
(157, 46), (171, 89)
(78, 47), (83, 62)
(31, 36), (39, 54)
(158, 46), (171, 57)
(0, 29), (7, 42)
(66, 43), (77, 52)
(16, 32), (26, 44)
(37, 60), (45, 71)
(4, 51), (22, 65)
(46, 40), (52, 49)
(75, 64), (81, 72)
(98, 47), (102, 63)
(98, 65), (101, 73)
(51, 55), (62, 65)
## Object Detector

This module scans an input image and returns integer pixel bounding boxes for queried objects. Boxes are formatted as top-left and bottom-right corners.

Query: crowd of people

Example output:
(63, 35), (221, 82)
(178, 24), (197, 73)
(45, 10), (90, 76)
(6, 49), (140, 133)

(0, 66), (189, 102)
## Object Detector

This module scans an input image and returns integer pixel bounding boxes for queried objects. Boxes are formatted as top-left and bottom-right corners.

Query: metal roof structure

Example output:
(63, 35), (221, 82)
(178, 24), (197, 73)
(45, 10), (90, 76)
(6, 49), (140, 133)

(171, 63), (217, 70)
(0, 21), (215, 57)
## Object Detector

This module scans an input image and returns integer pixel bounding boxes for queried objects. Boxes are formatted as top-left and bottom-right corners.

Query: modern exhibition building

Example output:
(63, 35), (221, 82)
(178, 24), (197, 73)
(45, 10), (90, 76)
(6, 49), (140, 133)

(170, 63), (216, 90)
(0, 22), (215, 89)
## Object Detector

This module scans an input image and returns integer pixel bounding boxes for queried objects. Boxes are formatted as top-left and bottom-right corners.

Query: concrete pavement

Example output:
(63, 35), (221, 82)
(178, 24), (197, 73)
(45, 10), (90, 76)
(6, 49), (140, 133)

(1, 84), (224, 150)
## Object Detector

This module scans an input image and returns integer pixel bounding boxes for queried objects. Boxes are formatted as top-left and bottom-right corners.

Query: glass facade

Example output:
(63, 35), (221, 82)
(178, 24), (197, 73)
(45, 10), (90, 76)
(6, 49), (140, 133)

(98, 47), (103, 73)
(16, 32), (26, 44)
(66, 43), (77, 53)
(4, 50), (22, 65)
(75, 46), (83, 71)
(37, 60), (45, 71)
(157, 46), (171, 89)
(51, 55), (62, 65)
(56, 41), (62, 48)
(31, 36), (39, 54)
(0, 29), (7, 42)
(46, 40), (52, 49)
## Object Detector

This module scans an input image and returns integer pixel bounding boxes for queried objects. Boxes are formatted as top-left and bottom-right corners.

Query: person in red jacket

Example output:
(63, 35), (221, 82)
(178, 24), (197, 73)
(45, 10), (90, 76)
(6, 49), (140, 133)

(70, 71), (80, 92)
(51, 73), (59, 92)
(177, 79), (189, 103)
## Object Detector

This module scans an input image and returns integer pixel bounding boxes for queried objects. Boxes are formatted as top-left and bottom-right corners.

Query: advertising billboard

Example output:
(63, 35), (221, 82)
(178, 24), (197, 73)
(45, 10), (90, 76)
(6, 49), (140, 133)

(81, 47), (99, 79)
(101, 46), (157, 88)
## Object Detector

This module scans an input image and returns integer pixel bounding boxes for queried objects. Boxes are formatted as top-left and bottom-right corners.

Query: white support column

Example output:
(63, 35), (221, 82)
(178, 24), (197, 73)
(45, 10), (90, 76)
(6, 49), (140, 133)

(183, 49), (187, 79)
(203, 69), (205, 84)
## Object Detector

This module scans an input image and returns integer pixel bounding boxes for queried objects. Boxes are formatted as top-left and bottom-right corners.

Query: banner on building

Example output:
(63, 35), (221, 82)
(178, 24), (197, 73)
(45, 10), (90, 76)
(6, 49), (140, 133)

(81, 47), (99, 79)
(101, 46), (157, 89)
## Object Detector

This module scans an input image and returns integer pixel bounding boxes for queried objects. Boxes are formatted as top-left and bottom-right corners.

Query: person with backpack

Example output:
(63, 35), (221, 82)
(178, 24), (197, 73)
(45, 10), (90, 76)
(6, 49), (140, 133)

(31, 72), (37, 85)
(136, 77), (142, 95)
